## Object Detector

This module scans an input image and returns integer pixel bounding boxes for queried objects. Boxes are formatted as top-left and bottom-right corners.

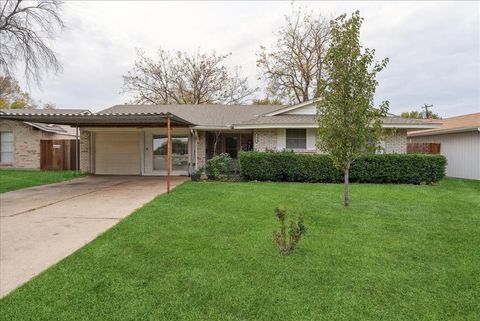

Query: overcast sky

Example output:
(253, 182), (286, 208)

(17, 1), (479, 117)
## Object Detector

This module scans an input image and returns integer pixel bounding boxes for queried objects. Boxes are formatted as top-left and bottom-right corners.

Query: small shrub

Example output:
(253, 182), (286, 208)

(239, 151), (446, 184)
(273, 207), (306, 256)
(190, 167), (203, 181)
(205, 153), (232, 180)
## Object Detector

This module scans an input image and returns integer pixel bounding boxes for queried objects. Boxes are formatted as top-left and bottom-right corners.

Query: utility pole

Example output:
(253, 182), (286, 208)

(421, 104), (433, 119)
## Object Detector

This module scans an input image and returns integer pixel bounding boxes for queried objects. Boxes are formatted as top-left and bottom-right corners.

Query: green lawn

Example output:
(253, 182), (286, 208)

(0, 169), (84, 193)
(1, 179), (479, 321)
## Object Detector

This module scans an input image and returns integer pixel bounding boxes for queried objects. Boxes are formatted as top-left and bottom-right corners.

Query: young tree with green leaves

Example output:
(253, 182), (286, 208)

(316, 11), (389, 207)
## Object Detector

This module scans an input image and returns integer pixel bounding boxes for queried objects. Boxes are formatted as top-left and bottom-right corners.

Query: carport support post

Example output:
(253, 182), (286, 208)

(167, 116), (171, 193)
(75, 126), (79, 172)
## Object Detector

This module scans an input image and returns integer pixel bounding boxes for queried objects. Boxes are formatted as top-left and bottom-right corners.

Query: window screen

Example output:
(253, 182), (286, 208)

(286, 129), (306, 149)
(0, 131), (14, 163)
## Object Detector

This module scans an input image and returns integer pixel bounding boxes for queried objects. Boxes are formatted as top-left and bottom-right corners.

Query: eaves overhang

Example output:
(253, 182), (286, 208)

(408, 126), (480, 137)
(0, 111), (193, 127)
(232, 123), (442, 130)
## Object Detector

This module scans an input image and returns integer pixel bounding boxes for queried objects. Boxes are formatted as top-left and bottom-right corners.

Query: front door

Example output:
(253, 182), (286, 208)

(153, 135), (188, 175)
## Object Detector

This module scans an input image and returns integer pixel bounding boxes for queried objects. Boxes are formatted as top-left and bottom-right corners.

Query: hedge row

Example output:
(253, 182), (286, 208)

(238, 151), (446, 184)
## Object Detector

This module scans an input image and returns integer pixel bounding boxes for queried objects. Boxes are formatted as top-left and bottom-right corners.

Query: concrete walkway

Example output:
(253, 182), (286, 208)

(0, 175), (187, 297)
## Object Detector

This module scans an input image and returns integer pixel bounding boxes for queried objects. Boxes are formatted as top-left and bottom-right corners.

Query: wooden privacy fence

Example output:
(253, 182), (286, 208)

(407, 142), (441, 154)
(40, 139), (79, 171)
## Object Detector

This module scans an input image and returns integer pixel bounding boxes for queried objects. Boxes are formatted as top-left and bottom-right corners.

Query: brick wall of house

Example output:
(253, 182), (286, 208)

(196, 130), (206, 167)
(251, 127), (407, 154)
(253, 129), (277, 151)
(0, 119), (75, 169)
(79, 129), (91, 173)
(383, 129), (407, 154)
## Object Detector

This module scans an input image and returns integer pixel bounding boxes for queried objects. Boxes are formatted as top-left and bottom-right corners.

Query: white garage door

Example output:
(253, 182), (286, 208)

(95, 133), (141, 175)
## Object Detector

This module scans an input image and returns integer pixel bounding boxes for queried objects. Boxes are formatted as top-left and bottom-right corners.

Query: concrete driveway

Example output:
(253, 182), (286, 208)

(0, 175), (187, 297)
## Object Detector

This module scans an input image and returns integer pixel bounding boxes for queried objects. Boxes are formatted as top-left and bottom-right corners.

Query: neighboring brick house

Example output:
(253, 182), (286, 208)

(0, 109), (86, 169)
(0, 101), (439, 175)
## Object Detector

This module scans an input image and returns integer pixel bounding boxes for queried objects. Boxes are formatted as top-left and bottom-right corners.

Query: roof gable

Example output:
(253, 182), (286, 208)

(264, 99), (320, 116)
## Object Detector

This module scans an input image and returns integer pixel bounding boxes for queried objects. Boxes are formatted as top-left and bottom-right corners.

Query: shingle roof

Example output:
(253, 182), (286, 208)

(408, 113), (480, 137)
(100, 104), (437, 129)
(0, 104), (444, 130)
(99, 104), (284, 127)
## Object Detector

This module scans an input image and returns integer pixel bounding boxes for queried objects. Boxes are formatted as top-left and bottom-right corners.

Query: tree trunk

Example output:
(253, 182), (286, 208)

(213, 131), (220, 155)
(344, 166), (350, 207)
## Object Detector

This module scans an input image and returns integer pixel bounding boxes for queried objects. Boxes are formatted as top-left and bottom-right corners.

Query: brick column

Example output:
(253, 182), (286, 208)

(196, 130), (206, 167)
(79, 130), (91, 173)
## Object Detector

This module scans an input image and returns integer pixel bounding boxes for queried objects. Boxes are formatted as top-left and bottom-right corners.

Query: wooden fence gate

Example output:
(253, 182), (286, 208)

(407, 142), (441, 154)
(40, 139), (79, 171)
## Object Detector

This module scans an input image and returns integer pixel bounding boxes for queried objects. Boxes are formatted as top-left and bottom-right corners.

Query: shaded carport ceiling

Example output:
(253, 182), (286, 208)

(0, 111), (193, 127)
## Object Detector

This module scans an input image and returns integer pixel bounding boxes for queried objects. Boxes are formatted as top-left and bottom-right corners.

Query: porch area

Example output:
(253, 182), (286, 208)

(205, 131), (253, 159)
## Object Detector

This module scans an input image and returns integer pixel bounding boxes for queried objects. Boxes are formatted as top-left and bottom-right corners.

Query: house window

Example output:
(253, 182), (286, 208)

(152, 135), (188, 172)
(0, 131), (13, 163)
(286, 129), (306, 149)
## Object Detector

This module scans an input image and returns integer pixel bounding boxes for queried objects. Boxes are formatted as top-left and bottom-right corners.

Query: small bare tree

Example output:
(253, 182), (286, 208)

(0, 0), (64, 84)
(122, 48), (255, 105)
(257, 8), (330, 104)
(273, 207), (306, 256)
(42, 102), (55, 109)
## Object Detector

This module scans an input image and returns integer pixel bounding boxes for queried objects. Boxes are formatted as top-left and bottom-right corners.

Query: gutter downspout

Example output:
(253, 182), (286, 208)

(194, 129), (199, 170)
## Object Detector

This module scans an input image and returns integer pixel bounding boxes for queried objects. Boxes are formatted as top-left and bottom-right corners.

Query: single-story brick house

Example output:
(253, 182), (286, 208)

(408, 112), (480, 180)
(0, 100), (439, 175)
(0, 109), (86, 169)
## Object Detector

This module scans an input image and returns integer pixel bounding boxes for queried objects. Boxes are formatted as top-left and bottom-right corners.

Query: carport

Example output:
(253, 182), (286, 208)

(0, 110), (193, 193)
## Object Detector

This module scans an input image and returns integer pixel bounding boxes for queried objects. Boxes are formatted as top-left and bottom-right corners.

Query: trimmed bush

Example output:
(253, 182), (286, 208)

(205, 153), (232, 180)
(239, 151), (446, 184)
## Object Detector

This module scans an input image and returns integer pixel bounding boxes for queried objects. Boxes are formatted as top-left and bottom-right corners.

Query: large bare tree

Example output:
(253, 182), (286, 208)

(0, 0), (64, 84)
(257, 9), (330, 104)
(122, 49), (255, 105)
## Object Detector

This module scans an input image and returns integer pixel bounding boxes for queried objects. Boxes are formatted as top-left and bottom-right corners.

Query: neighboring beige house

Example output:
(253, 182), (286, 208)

(0, 100), (439, 175)
(408, 113), (480, 180)
(0, 109), (86, 169)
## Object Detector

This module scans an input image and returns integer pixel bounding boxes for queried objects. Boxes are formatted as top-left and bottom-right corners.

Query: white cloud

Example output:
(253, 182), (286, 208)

(17, 1), (479, 117)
